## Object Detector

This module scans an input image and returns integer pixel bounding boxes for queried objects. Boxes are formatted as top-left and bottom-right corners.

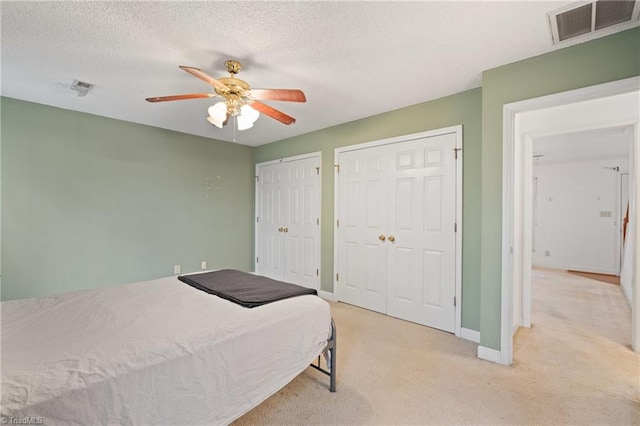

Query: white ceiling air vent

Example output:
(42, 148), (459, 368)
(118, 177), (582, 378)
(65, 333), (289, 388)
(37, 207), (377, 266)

(70, 79), (94, 97)
(548, 0), (640, 44)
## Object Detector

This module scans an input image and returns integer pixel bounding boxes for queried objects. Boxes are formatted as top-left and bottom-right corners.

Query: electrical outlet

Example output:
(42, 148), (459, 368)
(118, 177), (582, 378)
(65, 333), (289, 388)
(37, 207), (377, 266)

(174, 264), (181, 274)
(201, 261), (207, 270)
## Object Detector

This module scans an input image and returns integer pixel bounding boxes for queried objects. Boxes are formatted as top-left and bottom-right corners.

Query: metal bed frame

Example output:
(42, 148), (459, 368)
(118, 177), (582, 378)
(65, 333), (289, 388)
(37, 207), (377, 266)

(309, 318), (337, 392)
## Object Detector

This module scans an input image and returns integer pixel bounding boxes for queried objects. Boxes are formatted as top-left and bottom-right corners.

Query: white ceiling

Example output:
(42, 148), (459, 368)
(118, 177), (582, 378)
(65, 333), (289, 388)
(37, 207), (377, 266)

(2, 1), (637, 147)
(533, 126), (632, 163)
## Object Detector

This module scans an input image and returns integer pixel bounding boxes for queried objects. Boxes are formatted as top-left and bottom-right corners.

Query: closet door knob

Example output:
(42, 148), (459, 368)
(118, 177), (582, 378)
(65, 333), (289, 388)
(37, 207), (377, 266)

(284, 228), (289, 233)
(278, 227), (284, 232)
(379, 235), (386, 241)
(388, 235), (395, 242)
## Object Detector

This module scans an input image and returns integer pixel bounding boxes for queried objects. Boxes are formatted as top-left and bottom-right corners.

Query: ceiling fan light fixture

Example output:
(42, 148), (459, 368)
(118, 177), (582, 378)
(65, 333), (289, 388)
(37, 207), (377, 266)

(208, 102), (228, 122)
(240, 104), (260, 123)
(237, 116), (254, 131)
(206, 115), (224, 129)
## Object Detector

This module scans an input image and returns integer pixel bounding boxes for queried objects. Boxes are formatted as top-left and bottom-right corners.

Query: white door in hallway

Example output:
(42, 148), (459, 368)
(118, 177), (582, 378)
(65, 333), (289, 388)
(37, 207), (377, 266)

(336, 129), (460, 332)
(256, 154), (321, 290)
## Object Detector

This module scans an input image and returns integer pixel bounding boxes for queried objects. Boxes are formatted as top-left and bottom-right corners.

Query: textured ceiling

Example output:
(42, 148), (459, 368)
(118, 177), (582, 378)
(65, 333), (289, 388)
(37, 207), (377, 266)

(2, 1), (637, 147)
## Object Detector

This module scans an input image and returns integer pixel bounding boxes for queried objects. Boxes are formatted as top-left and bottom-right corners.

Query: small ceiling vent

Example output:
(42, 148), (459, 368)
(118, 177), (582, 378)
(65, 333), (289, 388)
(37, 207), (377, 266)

(70, 79), (94, 97)
(548, 0), (640, 44)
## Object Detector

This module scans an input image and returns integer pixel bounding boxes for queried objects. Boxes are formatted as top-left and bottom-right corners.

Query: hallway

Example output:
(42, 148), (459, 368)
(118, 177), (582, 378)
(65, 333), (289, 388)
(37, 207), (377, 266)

(513, 268), (638, 419)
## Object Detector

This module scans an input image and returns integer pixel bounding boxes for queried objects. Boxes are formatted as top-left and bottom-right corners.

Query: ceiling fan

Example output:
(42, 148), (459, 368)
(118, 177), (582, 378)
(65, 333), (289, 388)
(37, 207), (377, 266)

(146, 60), (306, 130)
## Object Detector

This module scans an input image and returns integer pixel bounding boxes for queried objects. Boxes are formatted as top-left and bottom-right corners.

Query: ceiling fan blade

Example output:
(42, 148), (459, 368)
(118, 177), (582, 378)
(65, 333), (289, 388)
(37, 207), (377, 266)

(251, 101), (296, 125)
(179, 65), (230, 92)
(250, 89), (306, 103)
(146, 93), (216, 103)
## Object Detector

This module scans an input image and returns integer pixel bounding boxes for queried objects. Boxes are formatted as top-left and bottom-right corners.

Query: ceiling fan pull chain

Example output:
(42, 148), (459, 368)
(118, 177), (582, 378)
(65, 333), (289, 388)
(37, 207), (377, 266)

(233, 115), (237, 142)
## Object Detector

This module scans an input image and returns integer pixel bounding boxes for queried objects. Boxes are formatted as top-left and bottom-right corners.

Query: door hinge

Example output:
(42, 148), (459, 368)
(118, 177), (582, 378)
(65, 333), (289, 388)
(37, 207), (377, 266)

(336, 273), (339, 281)
(454, 148), (462, 160)
(256, 216), (259, 223)
(316, 269), (319, 276)
(454, 296), (456, 307)
(336, 219), (340, 227)
(334, 164), (340, 173)
(317, 218), (320, 225)
(316, 167), (320, 175)
(256, 257), (259, 263)
(454, 222), (457, 233)
(255, 175), (259, 182)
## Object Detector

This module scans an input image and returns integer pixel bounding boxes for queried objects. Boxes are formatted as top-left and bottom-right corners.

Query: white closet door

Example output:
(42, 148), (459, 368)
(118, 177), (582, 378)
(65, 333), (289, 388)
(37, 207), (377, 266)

(336, 146), (388, 313)
(386, 133), (457, 332)
(256, 163), (286, 280)
(284, 157), (320, 289)
(256, 154), (321, 290)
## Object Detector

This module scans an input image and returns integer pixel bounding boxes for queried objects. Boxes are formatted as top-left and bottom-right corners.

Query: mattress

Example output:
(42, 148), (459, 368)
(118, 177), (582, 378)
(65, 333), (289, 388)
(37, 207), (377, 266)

(0, 274), (332, 425)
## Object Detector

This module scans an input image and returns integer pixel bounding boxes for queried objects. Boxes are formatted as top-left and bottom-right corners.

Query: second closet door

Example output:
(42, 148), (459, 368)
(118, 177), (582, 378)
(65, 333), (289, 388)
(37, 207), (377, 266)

(256, 156), (320, 290)
(336, 132), (457, 332)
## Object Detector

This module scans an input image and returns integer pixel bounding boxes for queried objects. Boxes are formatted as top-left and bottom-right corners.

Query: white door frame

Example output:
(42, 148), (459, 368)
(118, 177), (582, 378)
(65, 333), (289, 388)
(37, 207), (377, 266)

(334, 125), (463, 337)
(255, 152), (322, 289)
(499, 77), (640, 365)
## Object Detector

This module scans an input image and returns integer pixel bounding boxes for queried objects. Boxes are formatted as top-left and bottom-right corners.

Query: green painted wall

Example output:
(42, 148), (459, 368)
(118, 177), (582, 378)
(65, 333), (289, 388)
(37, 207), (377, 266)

(1, 97), (254, 301)
(480, 27), (640, 350)
(255, 88), (483, 331)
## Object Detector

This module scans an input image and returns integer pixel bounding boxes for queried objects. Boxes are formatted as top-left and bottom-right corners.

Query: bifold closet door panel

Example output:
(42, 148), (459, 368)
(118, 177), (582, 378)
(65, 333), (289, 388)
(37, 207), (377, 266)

(284, 157), (320, 289)
(256, 162), (286, 281)
(386, 133), (457, 332)
(336, 146), (388, 314)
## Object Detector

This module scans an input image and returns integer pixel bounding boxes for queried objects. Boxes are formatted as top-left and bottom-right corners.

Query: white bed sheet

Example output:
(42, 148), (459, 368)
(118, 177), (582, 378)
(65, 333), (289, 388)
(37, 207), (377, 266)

(1, 274), (332, 425)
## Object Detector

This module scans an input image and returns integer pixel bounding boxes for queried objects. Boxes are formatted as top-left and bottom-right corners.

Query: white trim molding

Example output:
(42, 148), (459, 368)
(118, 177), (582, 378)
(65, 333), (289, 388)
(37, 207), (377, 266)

(255, 151), (322, 167)
(318, 290), (335, 301)
(477, 345), (502, 364)
(460, 327), (480, 343)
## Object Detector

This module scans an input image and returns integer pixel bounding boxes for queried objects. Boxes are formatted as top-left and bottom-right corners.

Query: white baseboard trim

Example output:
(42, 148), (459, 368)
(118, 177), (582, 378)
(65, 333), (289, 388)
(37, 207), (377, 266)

(533, 263), (618, 276)
(460, 327), (480, 343)
(477, 345), (502, 364)
(318, 290), (335, 301)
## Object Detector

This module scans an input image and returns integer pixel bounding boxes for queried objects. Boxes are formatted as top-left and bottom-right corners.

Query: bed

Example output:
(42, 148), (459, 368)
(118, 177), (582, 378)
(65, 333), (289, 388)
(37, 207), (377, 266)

(1, 271), (336, 425)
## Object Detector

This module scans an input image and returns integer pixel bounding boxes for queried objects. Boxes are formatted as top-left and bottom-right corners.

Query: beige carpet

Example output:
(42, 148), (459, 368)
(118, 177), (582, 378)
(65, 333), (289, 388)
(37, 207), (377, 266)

(234, 269), (640, 425)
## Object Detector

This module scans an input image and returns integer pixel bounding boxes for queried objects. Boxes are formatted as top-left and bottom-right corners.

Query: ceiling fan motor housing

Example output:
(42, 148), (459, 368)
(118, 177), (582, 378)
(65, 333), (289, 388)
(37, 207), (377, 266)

(216, 77), (250, 96)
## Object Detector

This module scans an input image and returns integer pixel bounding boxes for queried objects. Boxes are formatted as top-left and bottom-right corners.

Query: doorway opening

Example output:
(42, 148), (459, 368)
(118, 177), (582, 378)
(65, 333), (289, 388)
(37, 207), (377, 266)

(500, 76), (639, 365)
